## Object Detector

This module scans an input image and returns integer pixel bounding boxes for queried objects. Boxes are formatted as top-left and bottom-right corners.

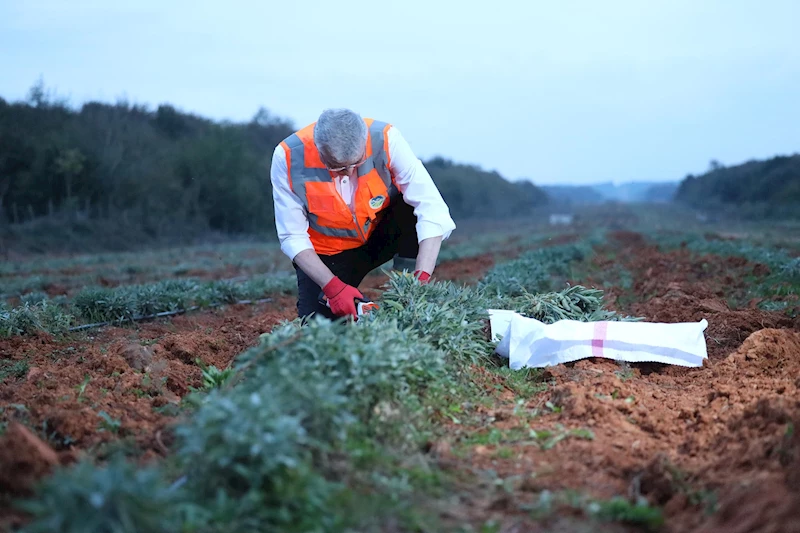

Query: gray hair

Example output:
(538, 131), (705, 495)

(313, 109), (368, 166)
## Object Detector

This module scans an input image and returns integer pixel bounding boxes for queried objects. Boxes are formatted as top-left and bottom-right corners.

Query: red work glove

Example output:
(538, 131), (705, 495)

(322, 276), (364, 319)
(414, 270), (431, 285)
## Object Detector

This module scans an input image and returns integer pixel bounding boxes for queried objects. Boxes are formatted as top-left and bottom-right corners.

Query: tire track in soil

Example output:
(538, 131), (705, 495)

(432, 231), (800, 532)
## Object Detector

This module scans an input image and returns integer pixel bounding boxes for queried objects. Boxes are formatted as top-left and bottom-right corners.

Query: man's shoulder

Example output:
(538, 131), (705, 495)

(282, 122), (316, 144)
(366, 118), (393, 128)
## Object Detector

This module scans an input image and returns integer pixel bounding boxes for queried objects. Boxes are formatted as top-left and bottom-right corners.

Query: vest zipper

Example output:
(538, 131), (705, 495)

(353, 213), (367, 243)
(348, 176), (367, 243)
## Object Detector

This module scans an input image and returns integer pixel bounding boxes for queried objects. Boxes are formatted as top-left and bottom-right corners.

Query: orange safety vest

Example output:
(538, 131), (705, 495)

(279, 118), (399, 256)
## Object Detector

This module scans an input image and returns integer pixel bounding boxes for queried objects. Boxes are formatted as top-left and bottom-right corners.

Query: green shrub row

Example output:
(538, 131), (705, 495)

(1, 250), (288, 300)
(0, 301), (74, 337)
(649, 231), (795, 271)
(506, 284), (642, 323)
(648, 232), (799, 315)
(435, 228), (552, 263)
(781, 257), (800, 280)
(480, 243), (592, 297)
(17, 281), (459, 532)
(15, 238), (646, 532)
(0, 273), (297, 337)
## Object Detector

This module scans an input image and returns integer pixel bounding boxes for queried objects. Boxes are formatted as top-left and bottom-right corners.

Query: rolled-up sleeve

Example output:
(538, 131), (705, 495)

(387, 127), (456, 242)
(270, 145), (314, 261)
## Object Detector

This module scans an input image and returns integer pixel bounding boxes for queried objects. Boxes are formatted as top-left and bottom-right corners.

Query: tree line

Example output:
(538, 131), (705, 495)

(0, 81), (547, 252)
(674, 155), (800, 219)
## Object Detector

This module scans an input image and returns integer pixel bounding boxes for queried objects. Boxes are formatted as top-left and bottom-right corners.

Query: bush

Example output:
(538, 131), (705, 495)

(174, 385), (339, 531)
(0, 301), (72, 337)
(505, 284), (642, 323)
(782, 257), (800, 280)
(172, 316), (447, 531)
(19, 292), (50, 305)
(72, 281), (195, 323)
(71, 287), (139, 323)
(17, 457), (186, 533)
(70, 275), (296, 324)
(375, 272), (494, 364)
(236, 317), (446, 434)
(588, 496), (664, 530)
(480, 244), (590, 297)
(0, 358), (30, 383)
(2, 272), (298, 336)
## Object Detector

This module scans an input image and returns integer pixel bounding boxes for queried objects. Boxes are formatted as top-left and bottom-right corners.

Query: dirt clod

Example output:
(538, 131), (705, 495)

(0, 422), (59, 494)
(429, 439), (453, 460)
(120, 343), (153, 371)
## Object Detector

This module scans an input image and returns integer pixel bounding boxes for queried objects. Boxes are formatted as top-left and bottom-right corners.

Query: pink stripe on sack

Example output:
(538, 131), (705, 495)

(592, 322), (609, 358)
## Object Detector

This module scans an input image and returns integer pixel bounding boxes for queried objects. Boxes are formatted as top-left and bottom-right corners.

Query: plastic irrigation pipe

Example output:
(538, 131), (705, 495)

(67, 297), (273, 331)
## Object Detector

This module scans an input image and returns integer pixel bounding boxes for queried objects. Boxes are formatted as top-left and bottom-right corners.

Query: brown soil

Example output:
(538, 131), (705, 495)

(433, 231), (800, 532)
(391, 234), (576, 290)
(4, 230), (799, 531)
(3, 247), (293, 300)
(0, 422), (59, 494)
(0, 296), (297, 519)
(358, 249), (525, 301)
(433, 253), (498, 284)
(606, 230), (798, 359)
(5, 264), (281, 299)
(0, 250), (497, 527)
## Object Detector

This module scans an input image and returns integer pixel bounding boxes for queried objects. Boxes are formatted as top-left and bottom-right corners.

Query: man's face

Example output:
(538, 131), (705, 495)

(324, 150), (367, 178)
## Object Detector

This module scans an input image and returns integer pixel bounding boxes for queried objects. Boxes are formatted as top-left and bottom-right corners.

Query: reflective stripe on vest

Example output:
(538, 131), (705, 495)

(283, 120), (398, 240)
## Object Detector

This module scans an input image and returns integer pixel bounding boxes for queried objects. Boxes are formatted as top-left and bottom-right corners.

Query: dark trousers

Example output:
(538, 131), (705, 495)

(294, 195), (419, 319)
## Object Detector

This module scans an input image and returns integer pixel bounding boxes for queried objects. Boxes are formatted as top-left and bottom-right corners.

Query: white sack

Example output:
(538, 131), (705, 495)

(488, 309), (708, 369)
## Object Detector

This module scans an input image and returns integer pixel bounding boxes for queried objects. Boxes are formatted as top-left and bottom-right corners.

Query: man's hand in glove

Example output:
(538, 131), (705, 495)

(322, 276), (364, 319)
(414, 270), (431, 285)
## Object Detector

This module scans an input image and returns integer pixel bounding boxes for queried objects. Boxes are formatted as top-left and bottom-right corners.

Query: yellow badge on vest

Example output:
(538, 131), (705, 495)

(369, 195), (386, 210)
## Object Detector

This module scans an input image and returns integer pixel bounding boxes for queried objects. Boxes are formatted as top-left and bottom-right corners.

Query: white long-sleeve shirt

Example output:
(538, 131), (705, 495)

(271, 126), (456, 261)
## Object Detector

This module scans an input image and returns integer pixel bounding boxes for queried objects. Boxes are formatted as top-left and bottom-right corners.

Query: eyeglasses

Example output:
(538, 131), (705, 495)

(326, 154), (367, 173)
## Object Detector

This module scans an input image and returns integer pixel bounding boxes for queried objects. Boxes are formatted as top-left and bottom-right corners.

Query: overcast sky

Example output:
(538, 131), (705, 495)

(1, 0), (798, 185)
